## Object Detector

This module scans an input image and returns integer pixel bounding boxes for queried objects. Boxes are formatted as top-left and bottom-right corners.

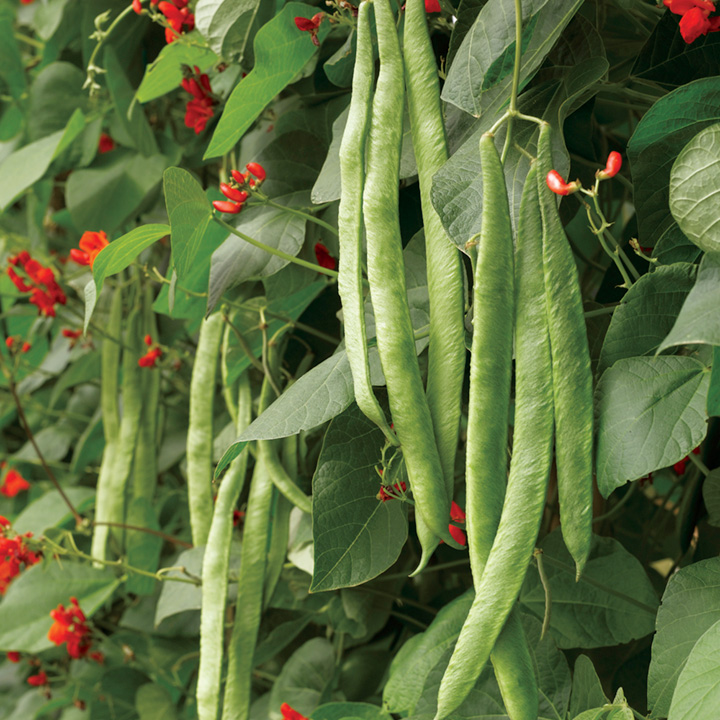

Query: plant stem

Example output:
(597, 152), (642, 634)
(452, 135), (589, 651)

(263, 199), (339, 237)
(501, 0), (525, 163)
(214, 217), (339, 280)
(584, 304), (619, 319)
(533, 549), (552, 639)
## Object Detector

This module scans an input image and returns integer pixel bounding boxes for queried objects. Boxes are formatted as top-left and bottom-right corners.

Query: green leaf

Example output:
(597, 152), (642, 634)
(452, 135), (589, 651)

(659, 253), (720, 351)
(310, 403), (408, 592)
(155, 547), (204, 626)
(323, 29), (356, 88)
(595, 356), (710, 496)
(709, 346), (720, 417)
(0, 108), (86, 213)
(0, 3), (27, 99)
(648, 557), (720, 717)
(668, 617), (720, 720)
(163, 167), (214, 282)
(670, 123), (720, 254)
(520, 530), (658, 648)
(104, 46), (158, 157)
(312, 703), (392, 720)
(652, 222), (702, 266)
(569, 655), (609, 717)
(207, 192), (309, 308)
(12, 488), (95, 536)
(66, 150), (168, 235)
(268, 638), (336, 720)
(125, 498), (163, 596)
(442, 0), (582, 117)
(136, 684), (178, 720)
(194, 0), (263, 59)
(0, 562), (120, 653)
(702, 469), (720, 526)
(204, 3), (330, 158)
(599, 263), (697, 372)
(627, 77), (720, 247)
(136, 34), (218, 103)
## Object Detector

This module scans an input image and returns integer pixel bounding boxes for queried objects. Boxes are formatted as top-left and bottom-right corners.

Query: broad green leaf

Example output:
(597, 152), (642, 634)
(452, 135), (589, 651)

(668, 618), (720, 720)
(66, 149), (168, 234)
(205, 3), (330, 158)
(599, 263), (697, 372)
(136, 34), (218, 102)
(442, 0), (582, 117)
(648, 557), (720, 717)
(520, 530), (658, 648)
(12, 488), (95, 535)
(33, 0), (72, 41)
(568, 655), (608, 717)
(659, 253), (720, 351)
(312, 703), (392, 720)
(163, 167), (214, 281)
(702, 468), (720, 526)
(268, 638), (336, 720)
(670, 123), (720, 254)
(310, 403), (408, 592)
(125, 498), (163, 596)
(136, 684), (177, 720)
(254, 614), (314, 668)
(323, 29), (356, 88)
(627, 77), (720, 247)
(14, 423), (76, 462)
(0, 3), (27, 99)
(27, 62), (87, 141)
(0, 562), (120, 652)
(595, 356), (710, 496)
(0, 108), (85, 213)
(652, 223), (702, 266)
(207, 192), (309, 309)
(216, 351), (354, 476)
(709, 346), (720, 416)
(194, 0), (262, 59)
(633, 9), (720, 87)
(433, 15), (606, 247)
(104, 46), (158, 157)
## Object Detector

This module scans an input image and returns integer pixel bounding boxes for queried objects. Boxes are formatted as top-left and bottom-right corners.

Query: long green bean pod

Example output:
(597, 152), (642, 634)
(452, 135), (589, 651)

(435, 158), (553, 720)
(536, 122), (593, 577)
(363, 0), (453, 548)
(91, 285), (123, 562)
(261, 443), (311, 515)
(338, 0), (398, 448)
(197, 372), (252, 720)
(221, 357), (279, 720)
(187, 312), (224, 547)
(403, 0), (465, 502)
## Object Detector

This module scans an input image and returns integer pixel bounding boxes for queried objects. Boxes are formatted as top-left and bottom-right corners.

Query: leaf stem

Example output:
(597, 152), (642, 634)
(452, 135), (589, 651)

(262, 198), (339, 237)
(500, 0), (525, 163)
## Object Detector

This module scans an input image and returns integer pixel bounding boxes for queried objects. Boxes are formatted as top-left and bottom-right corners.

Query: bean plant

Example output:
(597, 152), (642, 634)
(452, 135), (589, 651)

(0, 0), (719, 719)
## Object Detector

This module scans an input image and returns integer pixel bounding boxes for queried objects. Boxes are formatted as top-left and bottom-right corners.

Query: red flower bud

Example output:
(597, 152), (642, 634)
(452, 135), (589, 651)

(448, 524), (467, 547)
(545, 170), (581, 196)
(597, 151), (622, 180)
(314, 242), (337, 271)
(132, 0), (142, 13)
(425, 0), (442, 12)
(231, 170), (247, 185)
(450, 500), (466, 523)
(246, 162), (266, 181)
(212, 200), (243, 214)
(6, 651), (21, 663)
(220, 183), (249, 203)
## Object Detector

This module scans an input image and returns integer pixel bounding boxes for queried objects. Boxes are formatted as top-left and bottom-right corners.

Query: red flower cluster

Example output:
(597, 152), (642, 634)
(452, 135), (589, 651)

(281, 703), (309, 720)
(70, 230), (109, 268)
(378, 481), (407, 502)
(7, 251), (67, 317)
(294, 13), (324, 46)
(182, 66), (215, 134)
(0, 516), (41, 595)
(98, 133), (116, 154)
(0, 465), (30, 498)
(547, 152), (623, 196)
(48, 597), (102, 661)
(314, 243), (337, 271)
(674, 446), (701, 475)
(212, 163), (266, 214)
(159, 0), (194, 43)
(27, 670), (48, 687)
(664, 0), (720, 43)
(5, 336), (31, 354)
(131, 0), (158, 14)
(139, 334), (162, 368)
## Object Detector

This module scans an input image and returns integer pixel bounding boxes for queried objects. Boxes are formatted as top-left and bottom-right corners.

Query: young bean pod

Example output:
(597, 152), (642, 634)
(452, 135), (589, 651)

(187, 312), (225, 547)
(435, 158), (553, 720)
(536, 122), (593, 577)
(197, 372), (252, 720)
(338, 0), (398, 448)
(363, 0), (453, 548)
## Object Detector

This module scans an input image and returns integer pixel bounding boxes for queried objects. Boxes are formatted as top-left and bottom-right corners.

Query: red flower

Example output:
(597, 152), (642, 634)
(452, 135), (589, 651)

(546, 170), (581, 196)
(679, 6), (715, 41)
(27, 671), (48, 687)
(70, 230), (109, 268)
(159, 0), (194, 43)
(448, 524), (467, 546)
(663, 0), (714, 14)
(425, 0), (442, 12)
(48, 597), (94, 660)
(62, 328), (83, 340)
(5, 336), (31, 354)
(138, 347), (162, 368)
(0, 469), (30, 498)
(182, 67), (215, 134)
(450, 500), (466, 523)
(314, 243), (337, 271)
(597, 151), (622, 180)
(6, 651), (21, 663)
(6, 252), (66, 317)
(98, 133), (116, 154)
(673, 446), (702, 475)
(294, 12), (324, 46)
(0, 523), (40, 595)
(280, 703), (309, 720)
